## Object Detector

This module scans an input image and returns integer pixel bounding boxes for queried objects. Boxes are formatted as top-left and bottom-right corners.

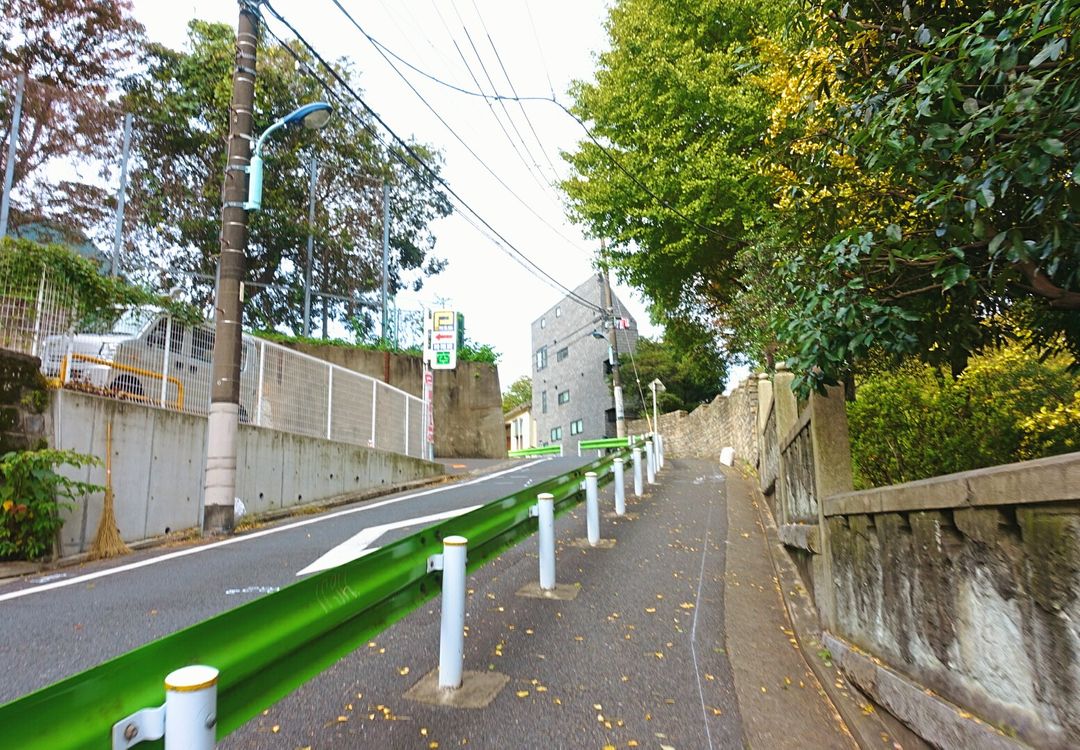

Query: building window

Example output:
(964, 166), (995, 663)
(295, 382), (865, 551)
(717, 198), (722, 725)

(556, 346), (568, 362)
(535, 346), (547, 371)
(540, 318), (546, 329)
(550, 426), (562, 441)
(541, 391), (548, 414)
(558, 390), (570, 405)
(556, 306), (562, 317)
(570, 419), (583, 435)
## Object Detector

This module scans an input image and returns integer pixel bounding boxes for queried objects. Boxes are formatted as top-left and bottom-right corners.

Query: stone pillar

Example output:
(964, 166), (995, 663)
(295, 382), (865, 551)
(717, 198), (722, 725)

(808, 383), (854, 631)
(773, 364), (798, 526)
(756, 372), (773, 478)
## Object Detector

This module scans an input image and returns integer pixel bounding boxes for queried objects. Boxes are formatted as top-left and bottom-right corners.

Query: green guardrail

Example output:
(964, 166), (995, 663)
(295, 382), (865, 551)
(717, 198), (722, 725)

(507, 444), (562, 457)
(577, 437), (631, 452)
(0, 448), (629, 750)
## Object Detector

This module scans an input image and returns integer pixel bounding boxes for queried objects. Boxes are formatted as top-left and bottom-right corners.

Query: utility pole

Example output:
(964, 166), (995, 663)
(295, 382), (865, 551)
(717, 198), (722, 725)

(302, 156), (317, 336)
(601, 242), (626, 438)
(381, 179), (390, 341)
(203, 3), (258, 535)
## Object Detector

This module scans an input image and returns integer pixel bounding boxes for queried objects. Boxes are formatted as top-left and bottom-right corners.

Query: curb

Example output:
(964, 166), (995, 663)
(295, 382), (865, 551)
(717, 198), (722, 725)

(1, 472), (453, 582)
(723, 464), (904, 750)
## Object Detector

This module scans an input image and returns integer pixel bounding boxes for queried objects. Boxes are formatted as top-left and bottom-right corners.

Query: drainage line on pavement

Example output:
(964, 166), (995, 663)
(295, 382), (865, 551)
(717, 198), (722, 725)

(689, 482), (718, 750)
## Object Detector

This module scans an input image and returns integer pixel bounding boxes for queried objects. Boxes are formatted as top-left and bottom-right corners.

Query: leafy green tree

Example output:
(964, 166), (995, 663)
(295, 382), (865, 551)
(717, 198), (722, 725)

(848, 345), (1080, 488)
(502, 375), (532, 413)
(778, 1), (1080, 390)
(619, 318), (727, 417)
(122, 22), (451, 330)
(561, 0), (788, 339)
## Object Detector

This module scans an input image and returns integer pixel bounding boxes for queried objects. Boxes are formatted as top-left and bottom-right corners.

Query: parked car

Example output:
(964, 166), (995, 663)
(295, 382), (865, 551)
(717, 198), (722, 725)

(40, 307), (258, 421)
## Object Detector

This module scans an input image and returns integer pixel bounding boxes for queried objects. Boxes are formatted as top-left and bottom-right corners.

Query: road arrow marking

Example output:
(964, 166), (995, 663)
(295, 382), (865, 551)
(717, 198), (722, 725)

(296, 505), (481, 577)
(0, 458), (552, 603)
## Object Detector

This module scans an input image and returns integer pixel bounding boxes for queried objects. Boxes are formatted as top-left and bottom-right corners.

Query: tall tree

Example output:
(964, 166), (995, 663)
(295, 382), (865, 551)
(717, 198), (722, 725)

(502, 375), (532, 413)
(772, 1), (1080, 390)
(561, 0), (792, 370)
(0, 0), (144, 241)
(619, 318), (727, 417)
(122, 22), (451, 330)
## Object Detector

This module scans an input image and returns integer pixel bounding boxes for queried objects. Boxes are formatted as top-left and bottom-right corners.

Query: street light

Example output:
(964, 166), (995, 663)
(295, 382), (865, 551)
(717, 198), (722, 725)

(245, 101), (333, 211)
(203, 97), (333, 536)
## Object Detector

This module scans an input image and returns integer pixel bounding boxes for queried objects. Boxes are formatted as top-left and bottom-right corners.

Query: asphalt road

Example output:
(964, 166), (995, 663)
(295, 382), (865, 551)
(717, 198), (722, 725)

(0, 455), (592, 702)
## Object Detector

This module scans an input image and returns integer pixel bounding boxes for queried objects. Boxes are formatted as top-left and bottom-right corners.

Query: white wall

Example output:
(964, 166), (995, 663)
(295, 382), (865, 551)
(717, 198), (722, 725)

(51, 391), (444, 555)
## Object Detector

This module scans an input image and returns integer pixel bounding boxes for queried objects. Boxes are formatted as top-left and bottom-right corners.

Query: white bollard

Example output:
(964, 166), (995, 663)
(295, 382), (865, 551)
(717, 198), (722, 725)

(164, 665), (218, 750)
(537, 493), (556, 590)
(632, 447), (643, 497)
(656, 434), (664, 470)
(613, 457), (626, 515)
(438, 535), (468, 689)
(646, 439), (656, 484)
(585, 471), (599, 546)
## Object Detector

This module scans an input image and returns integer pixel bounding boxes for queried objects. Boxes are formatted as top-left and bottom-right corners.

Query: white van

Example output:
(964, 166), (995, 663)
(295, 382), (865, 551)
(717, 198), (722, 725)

(40, 307), (258, 421)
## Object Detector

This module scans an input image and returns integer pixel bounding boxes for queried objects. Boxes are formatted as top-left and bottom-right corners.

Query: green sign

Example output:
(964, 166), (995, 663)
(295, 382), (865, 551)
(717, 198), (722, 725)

(436, 351), (450, 365)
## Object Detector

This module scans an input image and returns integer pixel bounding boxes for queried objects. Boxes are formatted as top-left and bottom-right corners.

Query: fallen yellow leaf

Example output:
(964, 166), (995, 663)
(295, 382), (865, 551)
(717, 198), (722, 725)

(516, 690), (529, 698)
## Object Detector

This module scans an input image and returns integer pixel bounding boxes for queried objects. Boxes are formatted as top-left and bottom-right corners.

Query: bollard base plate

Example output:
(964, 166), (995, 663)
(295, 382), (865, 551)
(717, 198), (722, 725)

(403, 669), (509, 709)
(567, 538), (617, 549)
(515, 581), (581, 601)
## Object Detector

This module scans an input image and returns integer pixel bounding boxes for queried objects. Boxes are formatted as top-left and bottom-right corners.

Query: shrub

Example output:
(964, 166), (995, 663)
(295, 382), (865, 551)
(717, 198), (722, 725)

(0, 449), (102, 561)
(848, 345), (1080, 488)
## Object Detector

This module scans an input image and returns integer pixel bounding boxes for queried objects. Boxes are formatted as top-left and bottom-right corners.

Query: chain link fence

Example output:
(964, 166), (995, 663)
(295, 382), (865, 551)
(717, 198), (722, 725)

(0, 265), (426, 459)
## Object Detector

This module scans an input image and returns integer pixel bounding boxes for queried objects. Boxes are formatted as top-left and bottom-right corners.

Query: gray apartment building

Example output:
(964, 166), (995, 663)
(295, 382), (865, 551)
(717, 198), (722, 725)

(531, 274), (638, 454)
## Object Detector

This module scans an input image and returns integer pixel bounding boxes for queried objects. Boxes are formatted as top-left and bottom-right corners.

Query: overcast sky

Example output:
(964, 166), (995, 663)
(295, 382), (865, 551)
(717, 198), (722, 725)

(129, 0), (664, 387)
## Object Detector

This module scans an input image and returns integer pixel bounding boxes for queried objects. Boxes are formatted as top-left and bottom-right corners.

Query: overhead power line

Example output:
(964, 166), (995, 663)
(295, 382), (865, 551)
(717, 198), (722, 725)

(353, 30), (738, 243)
(324, 0), (592, 258)
(258, 3), (604, 314)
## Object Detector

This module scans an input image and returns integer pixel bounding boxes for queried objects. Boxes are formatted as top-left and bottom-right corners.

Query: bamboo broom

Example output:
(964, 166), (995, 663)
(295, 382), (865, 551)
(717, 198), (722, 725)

(89, 418), (129, 559)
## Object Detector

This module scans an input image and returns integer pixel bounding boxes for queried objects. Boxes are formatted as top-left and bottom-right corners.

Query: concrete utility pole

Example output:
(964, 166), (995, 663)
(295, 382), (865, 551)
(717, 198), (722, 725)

(601, 243), (626, 438)
(203, 3), (258, 535)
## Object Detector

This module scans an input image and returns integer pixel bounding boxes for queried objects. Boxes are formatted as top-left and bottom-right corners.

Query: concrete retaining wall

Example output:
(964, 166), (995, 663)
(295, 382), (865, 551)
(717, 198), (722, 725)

(50, 390), (444, 555)
(285, 343), (505, 458)
(826, 455), (1080, 748)
(626, 375), (757, 463)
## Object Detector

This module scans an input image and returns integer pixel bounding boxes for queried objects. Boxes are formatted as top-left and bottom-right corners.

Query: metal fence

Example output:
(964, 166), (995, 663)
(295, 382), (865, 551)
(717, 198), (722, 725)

(0, 265), (426, 459)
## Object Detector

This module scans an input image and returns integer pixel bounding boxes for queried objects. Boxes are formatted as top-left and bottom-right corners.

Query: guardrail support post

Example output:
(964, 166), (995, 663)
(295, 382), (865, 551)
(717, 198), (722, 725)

(438, 535), (468, 690)
(112, 665), (218, 750)
(585, 471), (599, 546)
(646, 439), (656, 484)
(632, 447), (643, 497)
(165, 665), (218, 749)
(613, 458), (625, 515)
(537, 493), (556, 590)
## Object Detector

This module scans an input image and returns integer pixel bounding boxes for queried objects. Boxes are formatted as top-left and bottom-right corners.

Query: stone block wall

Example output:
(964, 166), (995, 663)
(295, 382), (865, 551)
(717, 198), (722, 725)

(826, 454), (1080, 749)
(0, 348), (50, 455)
(625, 374), (758, 462)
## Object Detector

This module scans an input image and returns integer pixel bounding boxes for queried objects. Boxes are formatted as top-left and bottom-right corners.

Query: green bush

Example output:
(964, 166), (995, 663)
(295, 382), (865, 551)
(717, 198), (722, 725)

(848, 345), (1080, 489)
(0, 449), (102, 561)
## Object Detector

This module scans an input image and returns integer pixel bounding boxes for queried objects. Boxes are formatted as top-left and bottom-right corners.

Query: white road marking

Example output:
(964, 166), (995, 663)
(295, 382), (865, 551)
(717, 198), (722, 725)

(295, 504), (482, 576)
(0, 458), (551, 604)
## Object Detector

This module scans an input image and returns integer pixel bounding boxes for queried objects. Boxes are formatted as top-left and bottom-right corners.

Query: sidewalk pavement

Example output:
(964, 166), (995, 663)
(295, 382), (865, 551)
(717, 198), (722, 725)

(221, 458), (877, 749)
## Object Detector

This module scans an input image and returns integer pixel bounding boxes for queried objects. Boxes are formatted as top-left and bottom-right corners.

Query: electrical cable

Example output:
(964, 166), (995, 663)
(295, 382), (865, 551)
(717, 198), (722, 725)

(258, 5), (605, 315)
(467, 0), (561, 181)
(422, 0), (549, 195)
(612, 293), (651, 428)
(352, 31), (739, 242)
(448, 0), (551, 186)
(323, 0), (593, 258)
